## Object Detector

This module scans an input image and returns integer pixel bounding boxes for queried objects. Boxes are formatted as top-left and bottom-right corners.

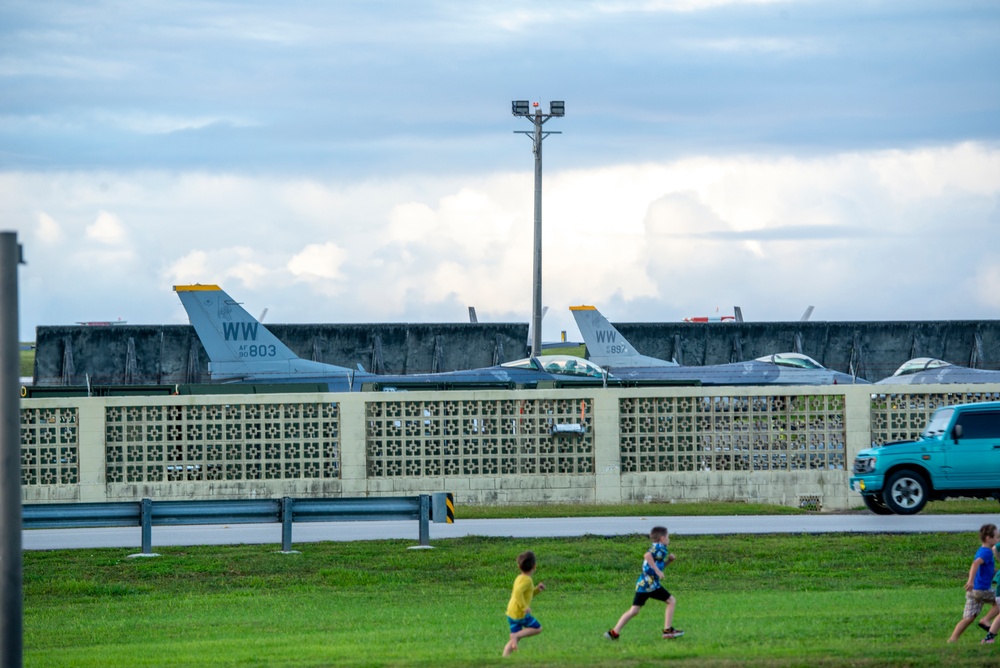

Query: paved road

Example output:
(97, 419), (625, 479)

(22, 513), (998, 551)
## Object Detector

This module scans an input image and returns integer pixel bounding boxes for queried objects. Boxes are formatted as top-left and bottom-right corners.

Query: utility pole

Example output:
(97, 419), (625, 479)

(0, 231), (24, 668)
(511, 100), (564, 358)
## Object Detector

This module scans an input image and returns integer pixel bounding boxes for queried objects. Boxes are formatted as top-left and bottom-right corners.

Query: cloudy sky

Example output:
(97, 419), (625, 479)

(2, 0), (999, 343)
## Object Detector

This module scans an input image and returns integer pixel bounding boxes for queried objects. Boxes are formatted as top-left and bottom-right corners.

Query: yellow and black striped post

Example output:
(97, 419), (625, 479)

(432, 492), (454, 523)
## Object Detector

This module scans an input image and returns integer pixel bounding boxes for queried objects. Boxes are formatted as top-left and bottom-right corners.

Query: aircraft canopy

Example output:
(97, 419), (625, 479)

(502, 355), (607, 378)
(890, 357), (953, 377)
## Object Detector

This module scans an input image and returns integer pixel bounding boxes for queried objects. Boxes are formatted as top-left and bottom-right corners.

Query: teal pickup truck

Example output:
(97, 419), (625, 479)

(850, 401), (1000, 514)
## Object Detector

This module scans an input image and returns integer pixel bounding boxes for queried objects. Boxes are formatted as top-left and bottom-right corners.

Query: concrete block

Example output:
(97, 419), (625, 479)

(392, 478), (444, 493)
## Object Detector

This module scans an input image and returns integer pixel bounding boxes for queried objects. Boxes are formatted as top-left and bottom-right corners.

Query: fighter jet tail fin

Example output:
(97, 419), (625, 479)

(570, 305), (677, 368)
(174, 284), (353, 381)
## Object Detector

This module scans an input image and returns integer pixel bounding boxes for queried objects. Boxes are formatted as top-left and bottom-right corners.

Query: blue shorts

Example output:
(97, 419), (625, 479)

(507, 613), (541, 634)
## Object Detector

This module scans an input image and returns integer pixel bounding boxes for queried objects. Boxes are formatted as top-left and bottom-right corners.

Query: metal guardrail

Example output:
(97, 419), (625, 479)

(23, 493), (454, 554)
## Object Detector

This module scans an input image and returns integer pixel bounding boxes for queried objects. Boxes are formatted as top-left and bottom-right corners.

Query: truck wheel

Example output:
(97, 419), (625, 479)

(883, 470), (929, 515)
(862, 493), (893, 515)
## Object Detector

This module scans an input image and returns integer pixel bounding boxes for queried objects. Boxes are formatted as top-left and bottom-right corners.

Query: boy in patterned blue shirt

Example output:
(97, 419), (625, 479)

(604, 526), (684, 641)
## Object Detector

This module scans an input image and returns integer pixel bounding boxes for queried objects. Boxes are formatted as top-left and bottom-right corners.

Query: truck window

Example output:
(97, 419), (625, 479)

(954, 411), (1000, 440)
(923, 408), (954, 439)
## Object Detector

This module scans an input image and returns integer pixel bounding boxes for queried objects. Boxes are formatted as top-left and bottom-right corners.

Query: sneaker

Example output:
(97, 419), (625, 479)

(603, 630), (619, 641)
(663, 627), (685, 639)
(984, 633), (996, 645)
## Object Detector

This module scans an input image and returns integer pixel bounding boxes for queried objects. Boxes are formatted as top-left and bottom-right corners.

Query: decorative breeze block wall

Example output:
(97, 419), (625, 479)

(104, 402), (341, 483)
(619, 394), (847, 473)
(21, 406), (79, 486)
(365, 397), (594, 477)
(870, 391), (1000, 445)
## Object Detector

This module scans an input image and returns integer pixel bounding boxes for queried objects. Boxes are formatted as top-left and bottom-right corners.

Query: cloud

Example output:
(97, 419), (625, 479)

(85, 211), (126, 245)
(36, 212), (63, 244)
(641, 190), (765, 289)
(225, 261), (272, 289)
(3, 0), (996, 343)
(166, 248), (276, 291)
(386, 202), (437, 244)
(642, 0), (792, 9)
(167, 250), (211, 281)
(689, 224), (865, 241)
(689, 37), (824, 55)
(93, 111), (257, 135)
(4, 141), (1000, 340)
(969, 264), (1000, 311)
(387, 188), (518, 256)
(288, 242), (348, 284)
(2, 1), (995, 180)
(0, 54), (134, 80)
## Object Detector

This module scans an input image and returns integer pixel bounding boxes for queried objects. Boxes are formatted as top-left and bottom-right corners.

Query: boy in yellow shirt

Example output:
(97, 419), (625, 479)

(502, 550), (546, 657)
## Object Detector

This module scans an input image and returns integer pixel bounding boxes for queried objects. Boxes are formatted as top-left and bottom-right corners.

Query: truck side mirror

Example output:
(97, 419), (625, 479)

(952, 424), (963, 442)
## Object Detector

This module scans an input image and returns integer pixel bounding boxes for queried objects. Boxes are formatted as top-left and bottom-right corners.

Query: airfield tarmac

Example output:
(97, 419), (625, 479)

(22, 512), (996, 551)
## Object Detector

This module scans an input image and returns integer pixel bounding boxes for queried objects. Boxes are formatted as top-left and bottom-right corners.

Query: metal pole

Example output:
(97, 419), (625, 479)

(531, 111), (544, 359)
(513, 102), (561, 359)
(418, 495), (429, 546)
(141, 498), (152, 554)
(0, 231), (23, 668)
(281, 497), (293, 552)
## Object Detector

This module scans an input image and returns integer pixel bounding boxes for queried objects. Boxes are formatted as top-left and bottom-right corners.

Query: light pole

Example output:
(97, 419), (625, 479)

(0, 232), (24, 668)
(512, 100), (564, 358)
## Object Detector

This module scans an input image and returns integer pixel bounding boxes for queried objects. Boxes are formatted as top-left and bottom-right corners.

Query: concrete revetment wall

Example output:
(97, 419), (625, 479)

(32, 319), (1000, 386)
(20, 383), (1000, 511)
(32, 322), (530, 386)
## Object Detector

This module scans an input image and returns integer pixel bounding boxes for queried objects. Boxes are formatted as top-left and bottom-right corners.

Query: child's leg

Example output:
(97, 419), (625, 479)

(949, 616), (974, 642)
(613, 605), (642, 635)
(663, 595), (677, 630)
(503, 626), (541, 655)
(987, 608), (1000, 643)
(981, 603), (998, 626)
(951, 592), (992, 642)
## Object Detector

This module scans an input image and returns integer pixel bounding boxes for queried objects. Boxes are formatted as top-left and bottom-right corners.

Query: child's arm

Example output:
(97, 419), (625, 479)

(644, 552), (664, 579)
(966, 556), (984, 591)
(523, 580), (543, 615)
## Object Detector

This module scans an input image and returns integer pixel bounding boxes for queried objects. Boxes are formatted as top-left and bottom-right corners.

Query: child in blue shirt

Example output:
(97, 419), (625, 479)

(949, 523), (998, 643)
(604, 526), (684, 641)
(982, 537), (1000, 644)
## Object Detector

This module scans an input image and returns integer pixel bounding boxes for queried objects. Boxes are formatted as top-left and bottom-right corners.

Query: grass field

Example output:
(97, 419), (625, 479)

(21, 346), (33, 377)
(23, 530), (1000, 667)
(456, 499), (1000, 518)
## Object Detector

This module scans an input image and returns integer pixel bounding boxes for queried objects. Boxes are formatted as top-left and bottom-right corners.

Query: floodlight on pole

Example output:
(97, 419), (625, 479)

(511, 99), (565, 358)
